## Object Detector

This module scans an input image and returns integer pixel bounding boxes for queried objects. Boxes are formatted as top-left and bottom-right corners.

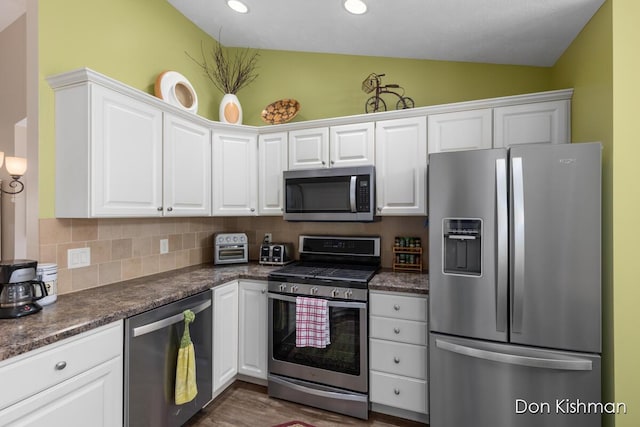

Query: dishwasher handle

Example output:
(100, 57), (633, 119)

(132, 299), (211, 338)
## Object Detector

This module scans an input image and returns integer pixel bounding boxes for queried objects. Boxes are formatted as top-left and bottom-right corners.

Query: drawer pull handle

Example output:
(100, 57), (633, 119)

(394, 388), (400, 395)
(55, 361), (67, 371)
(394, 327), (400, 334)
(393, 304), (400, 311)
(394, 357), (400, 364)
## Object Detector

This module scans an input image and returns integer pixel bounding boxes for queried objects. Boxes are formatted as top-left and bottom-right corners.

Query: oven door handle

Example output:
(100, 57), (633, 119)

(268, 292), (367, 309)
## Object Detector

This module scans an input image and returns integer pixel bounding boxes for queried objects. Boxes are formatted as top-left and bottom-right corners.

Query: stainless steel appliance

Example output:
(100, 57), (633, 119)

(283, 165), (375, 222)
(259, 242), (294, 266)
(124, 291), (213, 427)
(428, 142), (602, 427)
(268, 235), (380, 419)
(0, 259), (48, 319)
(214, 233), (248, 265)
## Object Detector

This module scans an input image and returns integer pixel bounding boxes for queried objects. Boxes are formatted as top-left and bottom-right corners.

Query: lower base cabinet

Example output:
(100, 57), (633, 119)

(212, 281), (239, 395)
(0, 322), (123, 427)
(369, 291), (429, 423)
(238, 280), (268, 380)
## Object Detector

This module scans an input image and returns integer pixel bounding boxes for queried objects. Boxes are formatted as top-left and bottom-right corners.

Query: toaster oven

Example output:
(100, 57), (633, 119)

(214, 233), (248, 265)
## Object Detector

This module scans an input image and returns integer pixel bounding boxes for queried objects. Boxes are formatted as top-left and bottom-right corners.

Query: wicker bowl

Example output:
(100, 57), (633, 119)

(261, 99), (301, 124)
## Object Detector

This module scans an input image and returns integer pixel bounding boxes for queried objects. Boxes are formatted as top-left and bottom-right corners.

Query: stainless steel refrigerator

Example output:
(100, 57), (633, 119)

(428, 142), (602, 427)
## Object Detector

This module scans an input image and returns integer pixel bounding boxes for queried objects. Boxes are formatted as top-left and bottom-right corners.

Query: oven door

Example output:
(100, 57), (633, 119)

(268, 292), (368, 393)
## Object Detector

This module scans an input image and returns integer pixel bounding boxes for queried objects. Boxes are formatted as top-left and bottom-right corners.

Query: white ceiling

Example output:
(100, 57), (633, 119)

(168, 0), (605, 67)
(0, 0), (26, 33)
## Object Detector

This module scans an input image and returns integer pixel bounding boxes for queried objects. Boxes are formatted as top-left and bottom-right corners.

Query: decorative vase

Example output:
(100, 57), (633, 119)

(219, 93), (242, 124)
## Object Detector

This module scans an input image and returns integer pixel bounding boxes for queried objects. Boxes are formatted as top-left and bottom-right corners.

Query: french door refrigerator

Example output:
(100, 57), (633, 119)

(428, 142), (602, 427)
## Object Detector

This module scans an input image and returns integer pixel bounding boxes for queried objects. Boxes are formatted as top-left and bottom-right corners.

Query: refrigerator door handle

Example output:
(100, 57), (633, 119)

(495, 158), (508, 333)
(435, 338), (593, 371)
(512, 156), (525, 333)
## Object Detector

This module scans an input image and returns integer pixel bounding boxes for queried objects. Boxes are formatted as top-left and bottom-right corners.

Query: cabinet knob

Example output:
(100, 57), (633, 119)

(393, 304), (400, 311)
(321, 161), (326, 165)
(250, 208), (255, 212)
(394, 327), (401, 334)
(166, 207), (173, 212)
(261, 289), (266, 294)
(55, 361), (67, 371)
(394, 388), (400, 395)
(330, 160), (335, 165)
(394, 357), (400, 364)
(377, 207), (382, 212)
(157, 206), (163, 211)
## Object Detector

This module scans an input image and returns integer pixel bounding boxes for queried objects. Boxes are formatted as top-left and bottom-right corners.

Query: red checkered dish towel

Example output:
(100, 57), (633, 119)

(295, 296), (330, 348)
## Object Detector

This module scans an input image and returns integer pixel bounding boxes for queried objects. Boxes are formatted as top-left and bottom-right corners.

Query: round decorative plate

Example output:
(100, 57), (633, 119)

(154, 71), (198, 114)
(261, 99), (301, 124)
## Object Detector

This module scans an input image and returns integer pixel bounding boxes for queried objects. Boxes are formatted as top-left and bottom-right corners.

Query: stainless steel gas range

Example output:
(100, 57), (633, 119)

(267, 235), (380, 420)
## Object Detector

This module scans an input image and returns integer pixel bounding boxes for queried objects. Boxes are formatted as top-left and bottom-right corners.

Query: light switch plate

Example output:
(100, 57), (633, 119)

(68, 247), (91, 269)
(160, 239), (169, 254)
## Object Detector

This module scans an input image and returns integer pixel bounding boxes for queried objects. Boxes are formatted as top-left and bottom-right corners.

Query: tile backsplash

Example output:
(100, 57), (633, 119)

(39, 216), (428, 295)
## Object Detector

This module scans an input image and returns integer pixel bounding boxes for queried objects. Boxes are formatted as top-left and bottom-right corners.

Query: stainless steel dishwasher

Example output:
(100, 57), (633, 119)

(125, 290), (213, 427)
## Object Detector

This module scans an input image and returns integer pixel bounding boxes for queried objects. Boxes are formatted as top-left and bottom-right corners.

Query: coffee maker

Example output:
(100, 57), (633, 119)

(0, 259), (48, 319)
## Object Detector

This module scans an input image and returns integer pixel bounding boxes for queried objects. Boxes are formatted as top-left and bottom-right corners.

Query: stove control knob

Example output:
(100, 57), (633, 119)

(279, 284), (287, 292)
(344, 290), (353, 299)
(291, 285), (298, 293)
(310, 287), (319, 295)
(331, 288), (340, 298)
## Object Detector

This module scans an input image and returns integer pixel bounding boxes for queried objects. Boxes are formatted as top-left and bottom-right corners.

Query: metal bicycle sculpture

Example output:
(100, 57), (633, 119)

(362, 73), (415, 113)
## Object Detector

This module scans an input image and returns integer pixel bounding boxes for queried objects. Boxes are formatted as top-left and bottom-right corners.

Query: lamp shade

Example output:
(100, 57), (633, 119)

(5, 156), (27, 177)
(0, 151), (4, 169)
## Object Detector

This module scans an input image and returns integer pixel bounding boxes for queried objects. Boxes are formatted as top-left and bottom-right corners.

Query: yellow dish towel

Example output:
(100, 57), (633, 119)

(175, 309), (198, 405)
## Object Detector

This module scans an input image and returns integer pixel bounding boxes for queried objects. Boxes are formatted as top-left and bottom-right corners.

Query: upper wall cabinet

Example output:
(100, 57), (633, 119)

(212, 129), (258, 216)
(493, 100), (570, 147)
(375, 117), (427, 216)
(289, 124), (374, 170)
(258, 132), (288, 215)
(427, 109), (493, 154)
(49, 70), (212, 218)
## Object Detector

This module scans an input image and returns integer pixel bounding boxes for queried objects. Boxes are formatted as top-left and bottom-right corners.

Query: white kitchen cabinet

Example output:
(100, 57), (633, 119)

(258, 132), (288, 215)
(493, 100), (570, 147)
(212, 281), (239, 395)
(289, 123), (373, 170)
(163, 113), (212, 216)
(369, 291), (428, 423)
(0, 322), (123, 427)
(375, 117), (428, 216)
(288, 127), (329, 170)
(427, 108), (493, 153)
(238, 280), (268, 380)
(330, 122), (375, 167)
(212, 129), (258, 216)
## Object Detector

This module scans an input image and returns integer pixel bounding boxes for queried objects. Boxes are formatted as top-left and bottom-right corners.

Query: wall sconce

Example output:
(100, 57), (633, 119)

(0, 152), (28, 195)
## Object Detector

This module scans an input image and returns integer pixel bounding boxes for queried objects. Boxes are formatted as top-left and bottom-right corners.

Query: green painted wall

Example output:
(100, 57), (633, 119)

(38, 0), (553, 217)
(550, 1), (614, 425)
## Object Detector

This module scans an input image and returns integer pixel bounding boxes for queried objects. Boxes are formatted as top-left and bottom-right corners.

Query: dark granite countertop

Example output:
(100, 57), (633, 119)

(0, 263), (427, 362)
(369, 269), (429, 295)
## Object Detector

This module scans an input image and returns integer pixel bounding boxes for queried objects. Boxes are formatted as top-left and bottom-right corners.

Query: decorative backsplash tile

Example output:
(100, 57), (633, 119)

(39, 216), (428, 295)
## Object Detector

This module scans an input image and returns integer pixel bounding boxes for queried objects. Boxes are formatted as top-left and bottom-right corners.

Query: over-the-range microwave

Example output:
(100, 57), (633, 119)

(283, 165), (376, 222)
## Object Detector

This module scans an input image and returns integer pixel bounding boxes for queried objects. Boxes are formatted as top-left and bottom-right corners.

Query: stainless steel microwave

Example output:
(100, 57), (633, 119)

(283, 165), (375, 222)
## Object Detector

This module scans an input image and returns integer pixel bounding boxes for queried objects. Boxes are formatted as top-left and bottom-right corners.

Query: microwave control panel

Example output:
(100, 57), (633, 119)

(357, 178), (370, 212)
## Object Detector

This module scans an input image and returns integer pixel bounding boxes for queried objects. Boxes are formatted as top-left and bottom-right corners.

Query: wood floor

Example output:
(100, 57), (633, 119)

(184, 381), (427, 427)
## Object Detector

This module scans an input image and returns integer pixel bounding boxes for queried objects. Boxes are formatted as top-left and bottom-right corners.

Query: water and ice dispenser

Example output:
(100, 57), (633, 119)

(443, 219), (482, 276)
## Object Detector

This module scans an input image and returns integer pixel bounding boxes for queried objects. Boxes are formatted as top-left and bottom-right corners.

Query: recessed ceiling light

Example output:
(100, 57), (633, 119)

(227, 0), (249, 14)
(344, 0), (367, 15)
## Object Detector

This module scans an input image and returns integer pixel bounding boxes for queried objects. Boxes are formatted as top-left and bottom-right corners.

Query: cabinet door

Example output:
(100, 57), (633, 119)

(427, 109), (493, 153)
(288, 127), (329, 169)
(0, 358), (122, 427)
(375, 117), (427, 216)
(238, 280), (268, 379)
(164, 113), (212, 216)
(330, 122), (375, 167)
(493, 100), (570, 147)
(212, 130), (258, 215)
(258, 132), (287, 215)
(91, 84), (163, 216)
(213, 281), (239, 393)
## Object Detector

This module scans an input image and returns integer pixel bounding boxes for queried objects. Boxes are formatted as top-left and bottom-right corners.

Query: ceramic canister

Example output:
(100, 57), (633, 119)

(36, 263), (58, 306)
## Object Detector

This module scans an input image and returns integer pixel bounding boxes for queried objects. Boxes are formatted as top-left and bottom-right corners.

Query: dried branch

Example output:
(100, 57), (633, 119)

(187, 37), (259, 94)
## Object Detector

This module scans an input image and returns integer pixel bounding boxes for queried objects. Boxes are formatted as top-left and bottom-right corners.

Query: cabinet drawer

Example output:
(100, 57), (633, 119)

(370, 371), (428, 414)
(370, 316), (427, 346)
(370, 292), (427, 321)
(0, 321), (123, 410)
(370, 339), (427, 379)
